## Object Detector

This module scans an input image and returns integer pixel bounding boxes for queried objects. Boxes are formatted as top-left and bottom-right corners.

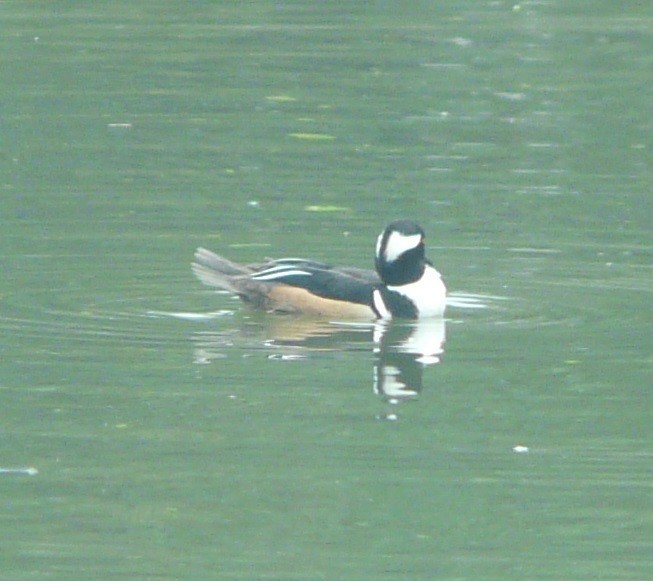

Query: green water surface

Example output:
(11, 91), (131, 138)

(1, 1), (651, 579)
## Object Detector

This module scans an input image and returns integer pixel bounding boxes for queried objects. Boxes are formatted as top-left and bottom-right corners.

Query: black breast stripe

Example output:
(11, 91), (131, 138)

(379, 288), (419, 319)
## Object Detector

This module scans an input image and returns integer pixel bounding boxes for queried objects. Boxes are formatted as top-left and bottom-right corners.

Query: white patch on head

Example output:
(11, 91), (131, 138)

(387, 266), (447, 317)
(372, 289), (391, 318)
(383, 231), (422, 263)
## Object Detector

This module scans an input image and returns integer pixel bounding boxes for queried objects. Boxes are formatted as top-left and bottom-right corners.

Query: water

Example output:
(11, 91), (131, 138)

(2, 1), (651, 578)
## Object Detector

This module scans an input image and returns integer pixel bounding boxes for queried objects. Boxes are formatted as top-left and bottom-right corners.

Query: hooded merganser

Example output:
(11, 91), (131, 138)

(192, 220), (446, 319)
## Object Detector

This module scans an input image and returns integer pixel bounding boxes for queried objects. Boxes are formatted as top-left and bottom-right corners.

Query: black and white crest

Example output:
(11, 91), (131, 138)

(375, 220), (427, 287)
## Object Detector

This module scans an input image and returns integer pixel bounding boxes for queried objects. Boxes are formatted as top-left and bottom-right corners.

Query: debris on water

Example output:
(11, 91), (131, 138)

(267, 354), (307, 361)
(289, 132), (335, 140)
(304, 205), (349, 212)
(0, 467), (38, 476)
(265, 95), (297, 103)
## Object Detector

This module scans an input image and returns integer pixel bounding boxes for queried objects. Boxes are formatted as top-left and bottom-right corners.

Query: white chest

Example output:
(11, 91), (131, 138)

(387, 266), (446, 317)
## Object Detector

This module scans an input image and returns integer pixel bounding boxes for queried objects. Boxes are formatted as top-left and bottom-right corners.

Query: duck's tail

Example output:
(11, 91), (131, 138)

(192, 248), (279, 310)
(191, 247), (252, 293)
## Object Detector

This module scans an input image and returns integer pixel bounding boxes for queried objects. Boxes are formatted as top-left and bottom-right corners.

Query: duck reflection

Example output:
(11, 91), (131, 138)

(372, 318), (445, 402)
(190, 315), (446, 402)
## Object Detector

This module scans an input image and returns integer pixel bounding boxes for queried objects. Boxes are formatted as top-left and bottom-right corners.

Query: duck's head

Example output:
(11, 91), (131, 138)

(374, 220), (427, 286)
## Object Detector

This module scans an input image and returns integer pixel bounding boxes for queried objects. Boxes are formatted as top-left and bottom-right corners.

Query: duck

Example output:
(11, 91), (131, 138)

(192, 219), (446, 319)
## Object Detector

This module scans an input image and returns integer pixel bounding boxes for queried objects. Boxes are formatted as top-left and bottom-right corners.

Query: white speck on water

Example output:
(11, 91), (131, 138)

(376, 413), (398, 422)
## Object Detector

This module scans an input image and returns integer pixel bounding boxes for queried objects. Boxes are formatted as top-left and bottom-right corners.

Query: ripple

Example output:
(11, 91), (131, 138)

(146, 309), (234, 321)
(446, 292), (508, 310)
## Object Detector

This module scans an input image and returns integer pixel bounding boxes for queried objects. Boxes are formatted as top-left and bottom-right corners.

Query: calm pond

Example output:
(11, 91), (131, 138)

(2, 1), (651, 578)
